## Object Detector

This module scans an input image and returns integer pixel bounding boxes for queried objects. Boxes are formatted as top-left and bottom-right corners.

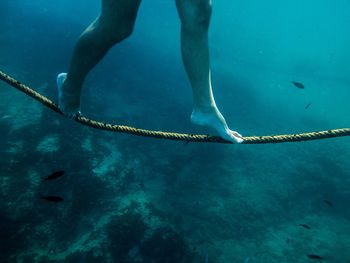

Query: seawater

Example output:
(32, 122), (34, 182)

(0, 1), (349, 262)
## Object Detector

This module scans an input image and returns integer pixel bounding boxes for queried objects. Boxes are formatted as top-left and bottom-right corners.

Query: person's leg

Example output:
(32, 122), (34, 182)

(57, 0), (141, 117)
(175, 0), (243, 143)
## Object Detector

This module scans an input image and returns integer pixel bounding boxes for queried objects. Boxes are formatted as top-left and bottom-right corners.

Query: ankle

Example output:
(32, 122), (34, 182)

(193, 102), (217, 113)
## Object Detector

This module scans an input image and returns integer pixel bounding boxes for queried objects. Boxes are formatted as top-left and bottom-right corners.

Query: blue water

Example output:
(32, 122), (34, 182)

(0, 1), (349, 262)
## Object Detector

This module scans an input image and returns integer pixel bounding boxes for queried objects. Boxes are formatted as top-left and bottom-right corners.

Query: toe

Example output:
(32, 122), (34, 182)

(229, 130), (244, 143)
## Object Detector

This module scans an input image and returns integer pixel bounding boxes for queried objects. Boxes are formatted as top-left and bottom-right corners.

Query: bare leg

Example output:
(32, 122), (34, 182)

(175, 0), (243, 143)
(57, 0), (141, 117)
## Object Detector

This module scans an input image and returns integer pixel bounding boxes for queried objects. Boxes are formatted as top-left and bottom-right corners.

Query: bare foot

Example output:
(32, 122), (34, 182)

(191, 106), (243, 143)
(57, 73), (81, 118)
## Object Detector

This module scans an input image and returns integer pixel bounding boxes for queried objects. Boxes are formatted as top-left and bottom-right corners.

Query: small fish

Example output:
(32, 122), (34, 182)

(323, 199), (334, 208)
(305, 102), (312, 110)
(307, 254), (324, 261)
(40, 195), (64, 202)
(41, 170), (65, 182)
(291, 81), (305, 89)
(299, 224), (311, 230)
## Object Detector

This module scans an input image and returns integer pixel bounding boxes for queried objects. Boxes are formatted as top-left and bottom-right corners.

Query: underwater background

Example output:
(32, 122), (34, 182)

(1, 0), (350, 262)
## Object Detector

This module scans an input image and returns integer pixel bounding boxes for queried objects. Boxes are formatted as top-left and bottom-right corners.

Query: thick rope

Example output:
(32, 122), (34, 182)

(1, 70), (349, 144)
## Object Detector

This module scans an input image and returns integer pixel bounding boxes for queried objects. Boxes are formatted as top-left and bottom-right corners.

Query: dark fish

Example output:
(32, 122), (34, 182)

(40, 195), (64, 202)
(305, 102), (312, 110)
(323, 199), (334, 208)
(42, 170), (65, 182)
(307, 254), (324, 260)
(299, 224), (311, 230)
(291, 81), (305, 89)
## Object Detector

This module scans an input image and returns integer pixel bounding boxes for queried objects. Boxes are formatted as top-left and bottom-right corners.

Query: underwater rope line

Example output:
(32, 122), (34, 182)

(1, 70), (349, 144)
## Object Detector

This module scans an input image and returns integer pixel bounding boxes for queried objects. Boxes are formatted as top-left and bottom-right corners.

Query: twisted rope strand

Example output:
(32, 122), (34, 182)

(1, 70), (349, 144)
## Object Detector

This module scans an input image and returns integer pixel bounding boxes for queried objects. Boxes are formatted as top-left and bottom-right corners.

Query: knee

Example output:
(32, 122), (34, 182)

(112, 22), (135, 42)
(178, 0), (212, 32)
(97, 0), (141, 43)
(90, 7), (138, 44)
(100, 19), (136, 43)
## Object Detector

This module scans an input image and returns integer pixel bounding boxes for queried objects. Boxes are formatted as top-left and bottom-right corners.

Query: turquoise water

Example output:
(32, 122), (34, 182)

(0, 1), (349, 262)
